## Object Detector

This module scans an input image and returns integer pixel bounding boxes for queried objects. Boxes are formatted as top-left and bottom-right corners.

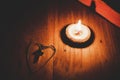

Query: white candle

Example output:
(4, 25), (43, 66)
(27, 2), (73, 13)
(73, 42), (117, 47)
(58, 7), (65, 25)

(66, 20), (91, 43)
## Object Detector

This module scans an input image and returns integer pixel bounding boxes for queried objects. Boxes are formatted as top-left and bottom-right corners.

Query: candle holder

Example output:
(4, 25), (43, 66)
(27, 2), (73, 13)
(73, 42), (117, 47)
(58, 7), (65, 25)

(60, 21), (95, 48)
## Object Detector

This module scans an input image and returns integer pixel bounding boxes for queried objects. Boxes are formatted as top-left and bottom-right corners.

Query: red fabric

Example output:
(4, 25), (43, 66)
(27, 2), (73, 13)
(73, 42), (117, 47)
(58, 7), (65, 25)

(78, 0), (92, 6)
(78, 0), (120, 27)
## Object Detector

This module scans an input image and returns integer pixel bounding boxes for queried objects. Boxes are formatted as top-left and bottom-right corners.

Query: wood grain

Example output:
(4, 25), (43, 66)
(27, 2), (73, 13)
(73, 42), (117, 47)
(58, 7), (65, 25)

(2, 0), (120, 80)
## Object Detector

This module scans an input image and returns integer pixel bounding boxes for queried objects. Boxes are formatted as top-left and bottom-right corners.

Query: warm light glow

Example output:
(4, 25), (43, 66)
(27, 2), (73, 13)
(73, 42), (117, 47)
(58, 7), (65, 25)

(66, 20), (91, 43)
(77, 20), (81, 27)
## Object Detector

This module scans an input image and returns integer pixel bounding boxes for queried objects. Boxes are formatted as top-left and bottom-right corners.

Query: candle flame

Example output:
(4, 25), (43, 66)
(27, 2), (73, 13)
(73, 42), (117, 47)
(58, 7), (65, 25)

(77, 20), (81, 26)
(76, 20), (82, 30)
(73, 20), (82, 35)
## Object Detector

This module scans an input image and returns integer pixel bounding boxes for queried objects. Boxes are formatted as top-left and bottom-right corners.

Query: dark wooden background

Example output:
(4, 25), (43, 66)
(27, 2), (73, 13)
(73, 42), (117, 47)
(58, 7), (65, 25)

(1, 0), (120, 80)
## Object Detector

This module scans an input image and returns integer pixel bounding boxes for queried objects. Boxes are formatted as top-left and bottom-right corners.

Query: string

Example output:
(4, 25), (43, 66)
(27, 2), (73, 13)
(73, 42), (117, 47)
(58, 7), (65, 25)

(26, 40), (56, 73)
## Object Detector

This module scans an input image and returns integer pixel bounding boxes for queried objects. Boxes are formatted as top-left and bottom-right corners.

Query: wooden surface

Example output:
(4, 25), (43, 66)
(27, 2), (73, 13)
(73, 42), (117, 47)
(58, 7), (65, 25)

(2, 0), (120, 80)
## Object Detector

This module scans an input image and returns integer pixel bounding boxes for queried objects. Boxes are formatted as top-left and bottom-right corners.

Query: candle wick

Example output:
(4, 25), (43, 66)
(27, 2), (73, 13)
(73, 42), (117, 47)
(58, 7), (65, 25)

(75, 31), (82, 35)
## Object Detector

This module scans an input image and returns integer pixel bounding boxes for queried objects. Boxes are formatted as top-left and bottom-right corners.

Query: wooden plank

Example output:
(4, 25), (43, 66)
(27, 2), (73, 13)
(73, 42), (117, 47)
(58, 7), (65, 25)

(3, 0), (120, 80)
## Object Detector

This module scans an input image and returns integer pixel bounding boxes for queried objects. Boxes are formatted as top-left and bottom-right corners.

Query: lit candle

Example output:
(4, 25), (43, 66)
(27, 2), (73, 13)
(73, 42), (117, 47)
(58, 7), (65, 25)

(66, 20), (91, 43)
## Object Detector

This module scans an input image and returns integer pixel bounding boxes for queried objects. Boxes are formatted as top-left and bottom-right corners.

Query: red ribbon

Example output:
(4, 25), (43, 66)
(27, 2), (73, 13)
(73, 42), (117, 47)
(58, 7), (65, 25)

(78, 0), (120, 27)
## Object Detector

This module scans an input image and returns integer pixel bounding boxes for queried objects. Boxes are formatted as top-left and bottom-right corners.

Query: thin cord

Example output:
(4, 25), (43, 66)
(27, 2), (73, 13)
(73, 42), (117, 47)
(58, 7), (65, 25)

(26, 41), (56, 73)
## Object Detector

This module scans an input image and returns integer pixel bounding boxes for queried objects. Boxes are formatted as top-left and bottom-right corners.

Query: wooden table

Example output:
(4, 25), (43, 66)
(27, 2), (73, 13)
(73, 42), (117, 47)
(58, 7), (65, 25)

(2, 0), (120, 80)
